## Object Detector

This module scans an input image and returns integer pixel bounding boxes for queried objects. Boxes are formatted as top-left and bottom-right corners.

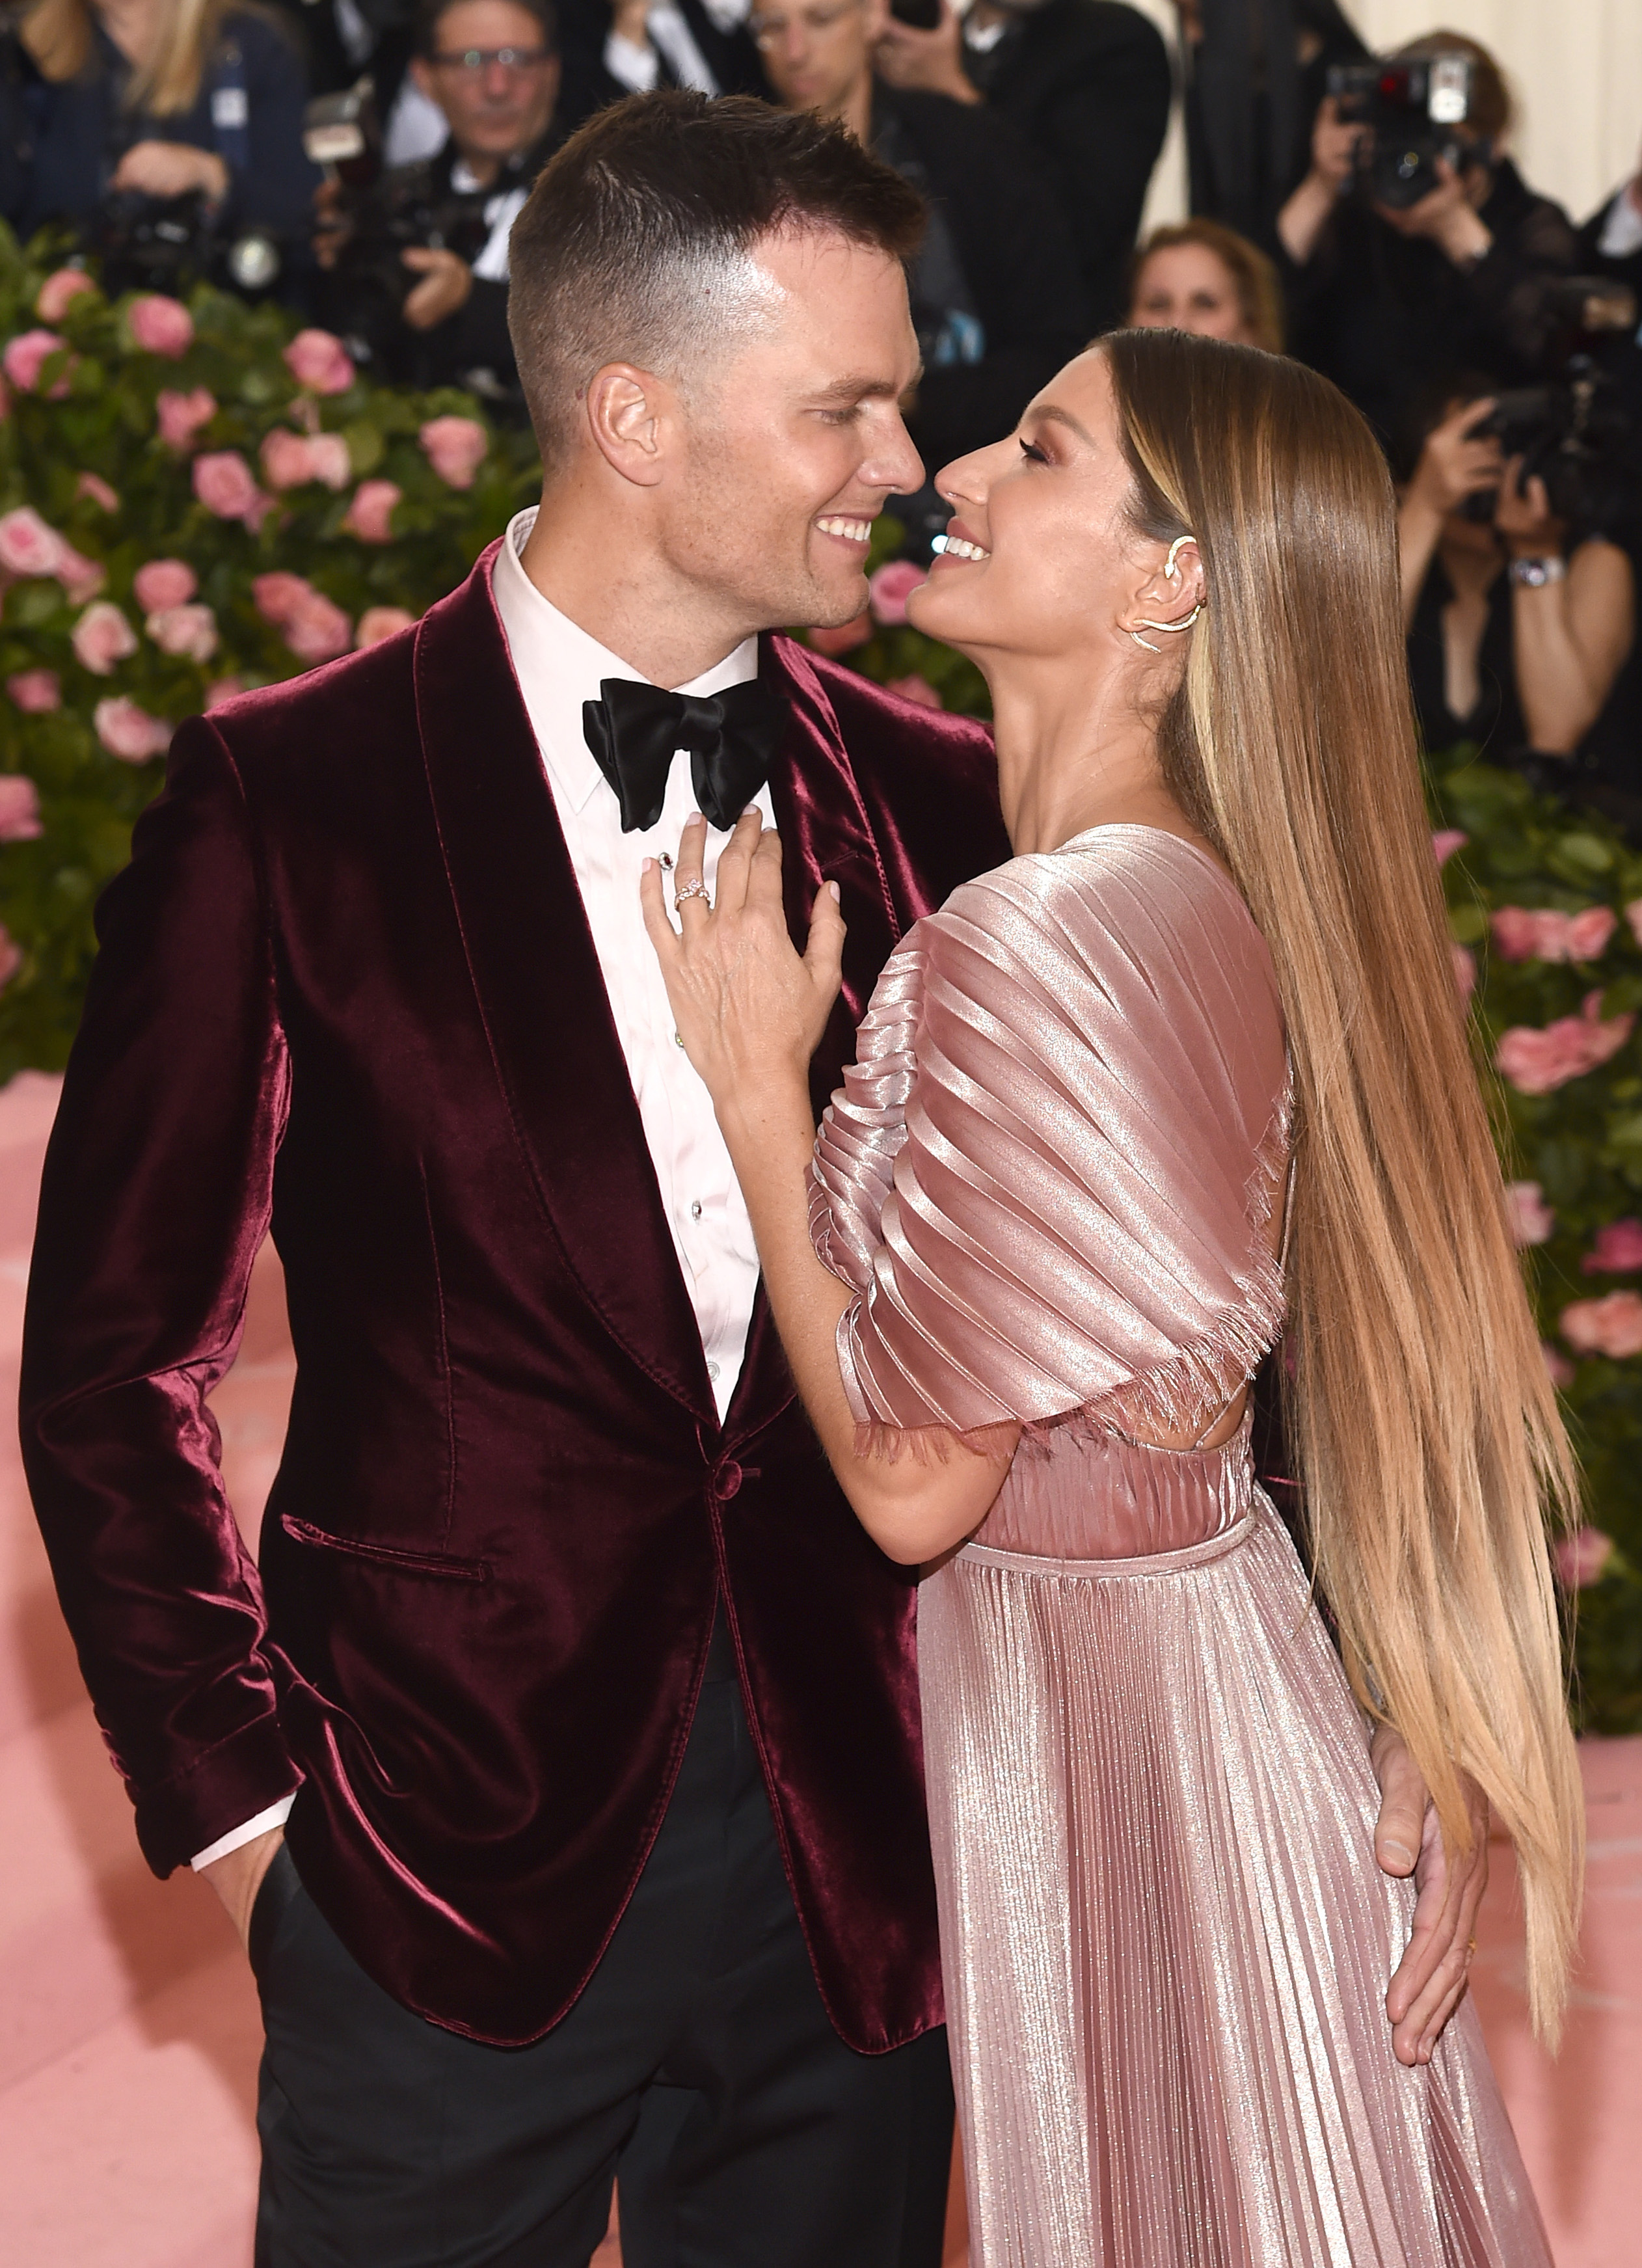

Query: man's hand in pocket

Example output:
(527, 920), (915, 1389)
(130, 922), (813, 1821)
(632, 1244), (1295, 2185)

(201, 1826), (286, 1952)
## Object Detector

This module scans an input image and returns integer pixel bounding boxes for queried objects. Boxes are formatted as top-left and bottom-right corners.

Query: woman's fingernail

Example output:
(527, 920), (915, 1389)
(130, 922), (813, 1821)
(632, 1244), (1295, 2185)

(641, 857), (654, 873)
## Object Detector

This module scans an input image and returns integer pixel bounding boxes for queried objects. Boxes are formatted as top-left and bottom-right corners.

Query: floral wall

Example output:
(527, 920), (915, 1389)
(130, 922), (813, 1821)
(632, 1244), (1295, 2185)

(0, 230), (1636, 1730)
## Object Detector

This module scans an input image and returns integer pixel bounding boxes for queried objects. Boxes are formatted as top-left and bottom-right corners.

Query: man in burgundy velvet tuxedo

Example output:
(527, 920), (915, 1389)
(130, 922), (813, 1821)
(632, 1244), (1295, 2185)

(21, 92), (1007, 2267)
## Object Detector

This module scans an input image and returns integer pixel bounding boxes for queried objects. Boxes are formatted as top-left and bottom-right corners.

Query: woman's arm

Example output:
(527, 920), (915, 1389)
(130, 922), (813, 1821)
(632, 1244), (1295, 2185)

(1496, 470), (1637, 751)
(1395, 398), (1501, 627)
(641, 813), (1017, 1565)
(1276, 98), (1361, 266)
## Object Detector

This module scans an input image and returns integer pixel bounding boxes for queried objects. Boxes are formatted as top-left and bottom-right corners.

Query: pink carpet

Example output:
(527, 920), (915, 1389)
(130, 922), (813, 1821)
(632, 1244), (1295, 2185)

(1, 1068), (1635, 2266)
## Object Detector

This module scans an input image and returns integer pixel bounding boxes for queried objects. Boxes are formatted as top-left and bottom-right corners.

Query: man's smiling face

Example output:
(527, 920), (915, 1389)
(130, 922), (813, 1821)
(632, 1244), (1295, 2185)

(654, 226), (925, 632)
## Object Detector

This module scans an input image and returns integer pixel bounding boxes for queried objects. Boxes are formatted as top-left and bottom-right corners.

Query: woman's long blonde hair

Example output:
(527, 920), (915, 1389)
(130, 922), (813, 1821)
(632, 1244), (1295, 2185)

(25, 0), (228, 115)
(1104, 327), (1583, 2040)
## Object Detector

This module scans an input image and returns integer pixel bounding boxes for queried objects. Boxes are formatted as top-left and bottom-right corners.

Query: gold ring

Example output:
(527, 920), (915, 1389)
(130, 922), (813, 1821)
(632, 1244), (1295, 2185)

(1466, 1936), (1477, 1953)
(675, 878), (710, 904)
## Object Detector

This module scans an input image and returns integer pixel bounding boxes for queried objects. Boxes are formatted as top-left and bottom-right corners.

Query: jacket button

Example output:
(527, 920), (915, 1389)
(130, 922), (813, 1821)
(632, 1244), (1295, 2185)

(716, 1461), (743, 1500)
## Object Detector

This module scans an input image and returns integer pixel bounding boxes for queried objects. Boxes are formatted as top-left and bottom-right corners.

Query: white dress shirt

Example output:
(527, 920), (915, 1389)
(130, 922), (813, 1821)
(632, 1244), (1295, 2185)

(193, 509), (772, 1872)
(1596, 183), (1642, 262)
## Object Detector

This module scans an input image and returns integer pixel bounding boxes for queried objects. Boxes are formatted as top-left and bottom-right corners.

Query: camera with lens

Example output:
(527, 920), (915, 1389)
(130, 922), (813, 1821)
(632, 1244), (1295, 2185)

(87, 187), (282, 298)
(1325, 51), (1478, 210)
(1462, 279), (1642, 537)
(305, 77), (491, 380)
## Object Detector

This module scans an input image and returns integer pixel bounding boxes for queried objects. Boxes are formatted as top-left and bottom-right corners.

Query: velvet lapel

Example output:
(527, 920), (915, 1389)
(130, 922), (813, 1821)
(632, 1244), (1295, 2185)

(722, 635), (904, 1451)
(413, 547), (716, 1425)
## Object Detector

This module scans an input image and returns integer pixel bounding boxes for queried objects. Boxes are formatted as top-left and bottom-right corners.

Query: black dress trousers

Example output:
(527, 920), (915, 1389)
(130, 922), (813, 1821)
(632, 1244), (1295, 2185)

(251, 1640), (955, 2268)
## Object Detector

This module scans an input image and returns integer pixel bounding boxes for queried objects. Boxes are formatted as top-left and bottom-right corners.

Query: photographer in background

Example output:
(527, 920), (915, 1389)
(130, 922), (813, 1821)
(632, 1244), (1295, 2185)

(869, 0), (1168, 332)
(18, 0), (319, 287)
(314, 0), (558, 400)
(1398, 385), (1638, 807)
(1277, 31), (1579, 446)
(757, 0), (1087, 488)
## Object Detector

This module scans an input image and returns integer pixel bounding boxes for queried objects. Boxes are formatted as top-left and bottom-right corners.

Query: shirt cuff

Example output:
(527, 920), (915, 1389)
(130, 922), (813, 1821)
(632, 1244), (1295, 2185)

(604, 31), (660, 90)
(191, 1795), (295, 1870)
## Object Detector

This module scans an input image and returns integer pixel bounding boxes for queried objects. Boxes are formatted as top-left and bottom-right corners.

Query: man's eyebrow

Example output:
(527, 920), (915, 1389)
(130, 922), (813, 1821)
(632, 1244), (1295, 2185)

(811, 371), (919, 401)
(1032, 403), (1095, 446)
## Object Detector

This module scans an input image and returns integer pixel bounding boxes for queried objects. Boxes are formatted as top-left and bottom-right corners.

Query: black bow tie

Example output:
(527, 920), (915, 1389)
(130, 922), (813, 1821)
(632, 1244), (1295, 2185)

(582, 676), (783, 835)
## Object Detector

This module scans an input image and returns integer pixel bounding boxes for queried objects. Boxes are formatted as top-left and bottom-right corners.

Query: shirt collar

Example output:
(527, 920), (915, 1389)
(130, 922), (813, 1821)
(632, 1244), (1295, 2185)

(491, 507), (760, 813)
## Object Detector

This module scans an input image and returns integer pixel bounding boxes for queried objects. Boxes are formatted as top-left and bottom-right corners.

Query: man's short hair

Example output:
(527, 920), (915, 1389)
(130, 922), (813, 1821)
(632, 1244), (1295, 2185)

(507, 91), (926, 466)
(414, 0), (558, 61)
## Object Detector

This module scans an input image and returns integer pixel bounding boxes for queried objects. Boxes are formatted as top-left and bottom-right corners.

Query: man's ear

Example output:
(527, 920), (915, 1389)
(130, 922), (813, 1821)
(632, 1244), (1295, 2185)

(583, 362), (673, 488)
(1131, 537), (1205, 632)
(409, 53), (435, 101)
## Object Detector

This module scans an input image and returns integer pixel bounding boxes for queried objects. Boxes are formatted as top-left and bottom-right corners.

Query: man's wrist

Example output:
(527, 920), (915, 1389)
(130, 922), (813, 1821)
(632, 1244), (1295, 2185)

(191, 1793), (296, 1870)
(1441, 210), (1492, 267)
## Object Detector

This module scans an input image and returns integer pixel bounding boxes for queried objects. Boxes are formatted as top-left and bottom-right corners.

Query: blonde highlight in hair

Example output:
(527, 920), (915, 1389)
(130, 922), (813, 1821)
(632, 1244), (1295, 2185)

(1103, 327), (1583, 2041)
(25, 0), (230, 113)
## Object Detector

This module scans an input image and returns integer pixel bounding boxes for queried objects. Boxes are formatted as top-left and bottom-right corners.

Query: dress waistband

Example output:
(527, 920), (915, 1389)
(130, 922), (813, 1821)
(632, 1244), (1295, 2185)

(960, 1505), (1259, 1582)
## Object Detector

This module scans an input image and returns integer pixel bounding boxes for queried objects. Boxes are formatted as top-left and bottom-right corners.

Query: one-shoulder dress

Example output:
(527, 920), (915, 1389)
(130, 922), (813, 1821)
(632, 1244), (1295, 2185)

(810, 828), (1550, 2268)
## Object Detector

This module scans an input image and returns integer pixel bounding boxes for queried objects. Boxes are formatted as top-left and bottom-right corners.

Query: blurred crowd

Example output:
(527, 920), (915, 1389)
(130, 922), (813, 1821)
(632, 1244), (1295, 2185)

(1, 0), (1639, 805)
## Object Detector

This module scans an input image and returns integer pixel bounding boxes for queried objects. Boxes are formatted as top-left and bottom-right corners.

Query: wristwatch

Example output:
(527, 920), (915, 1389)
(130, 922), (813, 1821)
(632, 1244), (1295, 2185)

(1508, 556), (1567, 588)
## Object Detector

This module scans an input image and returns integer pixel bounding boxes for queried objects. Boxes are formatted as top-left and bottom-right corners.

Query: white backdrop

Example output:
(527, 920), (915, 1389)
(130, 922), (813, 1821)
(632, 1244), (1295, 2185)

(1129, 0), (1642, 234)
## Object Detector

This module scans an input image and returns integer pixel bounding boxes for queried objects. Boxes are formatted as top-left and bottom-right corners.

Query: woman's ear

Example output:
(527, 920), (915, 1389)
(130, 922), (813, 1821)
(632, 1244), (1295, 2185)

(1131, 537), (1206, 632)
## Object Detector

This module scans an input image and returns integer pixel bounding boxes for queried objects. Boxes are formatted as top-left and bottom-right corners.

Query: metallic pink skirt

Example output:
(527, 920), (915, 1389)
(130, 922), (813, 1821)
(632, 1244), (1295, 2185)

(917, 1488), (1552, 2267)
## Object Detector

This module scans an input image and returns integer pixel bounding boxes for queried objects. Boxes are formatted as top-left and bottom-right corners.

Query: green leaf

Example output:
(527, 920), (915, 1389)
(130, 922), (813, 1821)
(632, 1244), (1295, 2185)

(342, 420), (384, 476)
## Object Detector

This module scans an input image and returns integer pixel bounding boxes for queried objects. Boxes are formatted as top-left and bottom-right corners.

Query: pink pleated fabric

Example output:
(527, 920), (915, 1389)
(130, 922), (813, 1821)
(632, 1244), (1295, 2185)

(812, 827), (1551, 2267)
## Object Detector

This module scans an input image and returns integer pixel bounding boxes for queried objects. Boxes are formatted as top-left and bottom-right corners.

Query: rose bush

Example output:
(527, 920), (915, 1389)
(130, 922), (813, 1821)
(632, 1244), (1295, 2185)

(0, 229), (539, 1090)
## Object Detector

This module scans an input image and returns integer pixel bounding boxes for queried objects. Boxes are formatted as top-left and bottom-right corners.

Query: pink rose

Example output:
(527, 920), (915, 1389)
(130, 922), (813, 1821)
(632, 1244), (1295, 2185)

(1490, 905), (1616, 963)
(355, 604), (416, 648)
(133, 557), (197, 614)
(156, 386), (217, 451)
(6, 668), (60, 712)
(0, 775), (44, 840)
(193, 450), (271, 527)
(885, 673), (943, 709)
(1554, 1526), (1615, 1587)
(92, 696), (172, 763)
(283, 329), (355, 395)
(1451, 942), (1477, 1002)
(283, 589), (353, 662)
(205, 677), (244, 710)
(72, 600), (139, 676)
(807, 612), (871, 657)
(127, 293), (193, 358)
(260, 427), (352, 492)
(342, 478), (401, 543)
(252, 571), (351, 660)
(1496, 993), (1634, 1095)
(868, 560), (928, 626)
(55, 543), (105, 604)
(1561, 1288), (1642, 1358)
(1582, 1219), (1642, 1274)
(252, 570), (312, 627)
(1541, 1342), (1576, 1390)
(3, 329), (73, 396)
(419, 414), (487, 489)
(75, 471), (118, 513)
(0, 504), (68, 579)
(0, 922), (20, 993)
(146, 601), (218, 664)
(1626, 900), (1642, 951)
(36, 267), (96, 323)
(1505, 1181), (1554, 1248)
(1432, 828), (1468, 867)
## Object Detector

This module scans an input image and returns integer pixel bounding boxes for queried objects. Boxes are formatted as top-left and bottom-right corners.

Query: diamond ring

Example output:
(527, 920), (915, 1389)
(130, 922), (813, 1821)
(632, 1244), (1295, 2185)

(675, 879), (710, 904)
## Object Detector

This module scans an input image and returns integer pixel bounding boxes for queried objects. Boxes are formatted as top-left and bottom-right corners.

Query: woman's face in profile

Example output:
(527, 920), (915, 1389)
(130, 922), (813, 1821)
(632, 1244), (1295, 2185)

(909, 349), (1153, 665)
(1129, 244), (1252, 345)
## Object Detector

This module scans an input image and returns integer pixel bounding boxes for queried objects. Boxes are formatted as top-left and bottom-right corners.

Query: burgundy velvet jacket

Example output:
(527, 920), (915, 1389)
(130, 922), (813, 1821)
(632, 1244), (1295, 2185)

(19, 548), (1010, 2049)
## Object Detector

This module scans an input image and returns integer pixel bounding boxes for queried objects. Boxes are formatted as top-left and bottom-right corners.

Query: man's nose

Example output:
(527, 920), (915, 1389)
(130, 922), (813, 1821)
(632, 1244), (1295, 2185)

(480, 61), (514, 97)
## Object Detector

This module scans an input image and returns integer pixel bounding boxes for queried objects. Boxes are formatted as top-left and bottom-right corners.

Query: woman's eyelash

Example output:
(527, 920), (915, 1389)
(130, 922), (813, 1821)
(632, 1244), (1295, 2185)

(1019, 438), (1049, 465)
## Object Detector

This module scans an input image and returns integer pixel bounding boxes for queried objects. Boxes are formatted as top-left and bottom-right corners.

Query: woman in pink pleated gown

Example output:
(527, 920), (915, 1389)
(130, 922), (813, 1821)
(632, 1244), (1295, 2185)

(643, 327), (1581, 2265)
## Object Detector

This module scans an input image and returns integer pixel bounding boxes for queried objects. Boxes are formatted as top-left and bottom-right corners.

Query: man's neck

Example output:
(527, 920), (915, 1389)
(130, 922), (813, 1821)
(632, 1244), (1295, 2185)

(453, 145), (504, 189)
(814, 69), (874, 150)
(518, 491), (755, 688)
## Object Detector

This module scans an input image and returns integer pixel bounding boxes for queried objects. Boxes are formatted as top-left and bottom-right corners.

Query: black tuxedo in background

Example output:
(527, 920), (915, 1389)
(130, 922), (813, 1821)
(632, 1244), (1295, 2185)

(555, 0), (766, 131)
(872, 83), (1090, 471)
(962, 0), (1171, 333)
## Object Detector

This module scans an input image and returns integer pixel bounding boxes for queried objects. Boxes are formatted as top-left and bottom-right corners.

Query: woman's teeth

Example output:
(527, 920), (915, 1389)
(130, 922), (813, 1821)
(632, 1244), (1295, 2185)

(932, 533), (989, 561)
(816, 517), (872, 544)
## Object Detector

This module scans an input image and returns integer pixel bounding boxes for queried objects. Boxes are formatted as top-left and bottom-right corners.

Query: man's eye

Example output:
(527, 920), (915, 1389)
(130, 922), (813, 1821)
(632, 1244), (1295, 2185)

(820, 406), (862, 425)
